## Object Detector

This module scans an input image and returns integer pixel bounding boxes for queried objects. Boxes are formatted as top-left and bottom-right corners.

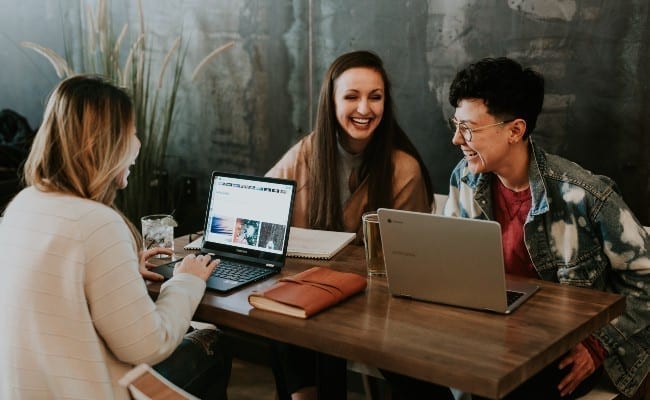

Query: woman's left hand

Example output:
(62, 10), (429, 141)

(139, 248), (174, 281)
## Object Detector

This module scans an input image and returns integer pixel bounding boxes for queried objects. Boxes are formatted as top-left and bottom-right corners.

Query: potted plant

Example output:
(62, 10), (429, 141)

(21, 0), (233, 223)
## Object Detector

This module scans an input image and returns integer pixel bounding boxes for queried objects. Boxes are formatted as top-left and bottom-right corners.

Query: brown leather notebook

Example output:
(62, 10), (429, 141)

(248, 266), (367, 318)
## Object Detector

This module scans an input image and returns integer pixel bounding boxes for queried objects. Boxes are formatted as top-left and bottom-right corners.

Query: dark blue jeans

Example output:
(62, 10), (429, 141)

(153, 328), (232, 399)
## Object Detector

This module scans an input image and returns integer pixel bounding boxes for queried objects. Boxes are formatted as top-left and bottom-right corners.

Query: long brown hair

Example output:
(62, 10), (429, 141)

(23, 75), (141, 245)
(308, 50), (433, 230)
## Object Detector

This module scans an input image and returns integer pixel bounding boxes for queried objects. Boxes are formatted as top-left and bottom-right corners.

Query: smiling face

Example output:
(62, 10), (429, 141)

(333, 67), (385, 154)
(452, 98), (514, 175)
(115, 121), (141, 189)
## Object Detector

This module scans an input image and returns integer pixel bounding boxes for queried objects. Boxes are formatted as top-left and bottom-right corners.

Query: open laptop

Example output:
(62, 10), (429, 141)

(151, 171), (296, 293)
(377, 209), (538, 314)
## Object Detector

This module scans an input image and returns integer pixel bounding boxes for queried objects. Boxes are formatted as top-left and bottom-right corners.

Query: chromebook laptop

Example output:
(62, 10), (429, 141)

(152, 171), (296, 293)
(377, 209), (538, 314)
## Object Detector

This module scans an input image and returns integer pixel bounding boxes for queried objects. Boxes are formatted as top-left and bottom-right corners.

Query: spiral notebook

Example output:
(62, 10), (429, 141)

(185, 227), (355, 260)
(286, 227), (356, 259)
(185, 235), (204, 250)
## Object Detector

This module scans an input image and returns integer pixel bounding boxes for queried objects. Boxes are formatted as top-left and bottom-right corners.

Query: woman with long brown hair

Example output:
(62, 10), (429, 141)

(267, 50), (433, 239)
(266, 50), (445, 399)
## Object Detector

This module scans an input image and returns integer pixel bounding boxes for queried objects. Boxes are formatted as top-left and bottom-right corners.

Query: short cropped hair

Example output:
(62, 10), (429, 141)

(449, 57), (544, 138)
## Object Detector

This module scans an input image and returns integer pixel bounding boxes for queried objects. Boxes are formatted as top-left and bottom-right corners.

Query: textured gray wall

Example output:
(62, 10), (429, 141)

(1, 0), (648, 228)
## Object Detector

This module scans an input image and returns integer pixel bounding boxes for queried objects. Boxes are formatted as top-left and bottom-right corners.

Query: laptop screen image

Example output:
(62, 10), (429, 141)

(377, 209), (538, 314)
(201, 172), (295, 266)
(151, 171), (296, 293)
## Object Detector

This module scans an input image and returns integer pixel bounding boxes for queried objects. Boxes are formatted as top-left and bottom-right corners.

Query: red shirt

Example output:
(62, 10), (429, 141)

(492, 178), (536, 278)
(492, 178), (607, 366)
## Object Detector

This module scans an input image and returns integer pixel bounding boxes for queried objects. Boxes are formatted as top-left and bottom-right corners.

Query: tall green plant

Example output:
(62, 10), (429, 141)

(22, 0), (233, 223)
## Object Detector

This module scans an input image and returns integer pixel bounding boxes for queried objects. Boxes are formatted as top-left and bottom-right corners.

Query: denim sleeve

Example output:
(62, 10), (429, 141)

(595, 189), (650, 337)
(592, 189), (650, 395)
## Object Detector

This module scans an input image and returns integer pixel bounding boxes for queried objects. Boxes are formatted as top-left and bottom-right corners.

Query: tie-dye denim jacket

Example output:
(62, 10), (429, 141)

(445, 141), (649, 396)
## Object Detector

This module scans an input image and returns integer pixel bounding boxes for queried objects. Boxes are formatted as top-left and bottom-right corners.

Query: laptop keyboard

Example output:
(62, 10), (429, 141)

(506, 290), (524, 306)
(211, 259), (271, 283)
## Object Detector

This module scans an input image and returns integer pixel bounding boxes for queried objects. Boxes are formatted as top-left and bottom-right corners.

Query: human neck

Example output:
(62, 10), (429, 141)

(495, 143), (530, 192)
(497, 176), (530, 192)
(338, 133), (369, 155)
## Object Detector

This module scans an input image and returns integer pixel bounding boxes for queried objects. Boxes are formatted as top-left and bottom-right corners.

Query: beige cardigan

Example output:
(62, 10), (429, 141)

(266, 132), (432, 238)
(0, 188), (206, 400)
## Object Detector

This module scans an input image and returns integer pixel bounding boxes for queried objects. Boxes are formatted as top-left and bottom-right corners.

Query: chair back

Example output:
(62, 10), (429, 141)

(432, 193), (449, 215)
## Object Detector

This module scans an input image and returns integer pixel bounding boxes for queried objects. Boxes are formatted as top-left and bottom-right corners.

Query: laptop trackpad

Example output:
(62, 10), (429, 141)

(150, 260), (179, 280)
(207, 276), (240, 291)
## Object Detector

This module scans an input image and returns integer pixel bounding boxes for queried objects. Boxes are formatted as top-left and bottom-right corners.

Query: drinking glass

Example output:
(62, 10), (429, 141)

(141, 214), (176, 257)
(362, 212), (386, 277)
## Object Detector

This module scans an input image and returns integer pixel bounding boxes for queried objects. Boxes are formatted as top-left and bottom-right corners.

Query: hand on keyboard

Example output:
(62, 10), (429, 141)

(175, 253), (220, 281)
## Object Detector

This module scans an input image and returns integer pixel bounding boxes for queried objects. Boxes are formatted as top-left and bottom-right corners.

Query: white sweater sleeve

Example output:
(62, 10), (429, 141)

(83, 210), (206, 366)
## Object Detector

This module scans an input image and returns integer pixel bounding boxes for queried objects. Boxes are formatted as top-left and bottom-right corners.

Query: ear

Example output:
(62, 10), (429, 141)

(508, 118), (527, 144)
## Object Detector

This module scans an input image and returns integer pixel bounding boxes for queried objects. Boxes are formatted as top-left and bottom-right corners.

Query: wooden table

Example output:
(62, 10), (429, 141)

(148, 236), (626, 399)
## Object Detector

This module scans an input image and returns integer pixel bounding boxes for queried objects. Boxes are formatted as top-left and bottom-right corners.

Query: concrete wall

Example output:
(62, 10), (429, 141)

(1, 0), (648, 227)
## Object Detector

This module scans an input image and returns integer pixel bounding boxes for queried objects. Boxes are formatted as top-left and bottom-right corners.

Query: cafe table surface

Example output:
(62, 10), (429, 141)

(146, 235), (626, 399)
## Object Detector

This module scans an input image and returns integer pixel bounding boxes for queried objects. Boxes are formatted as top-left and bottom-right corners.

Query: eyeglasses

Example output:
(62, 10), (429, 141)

(448, 117), (514, 142)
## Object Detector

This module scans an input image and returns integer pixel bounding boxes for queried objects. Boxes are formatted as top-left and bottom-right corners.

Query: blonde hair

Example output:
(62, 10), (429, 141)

(24, 75), (141, 245)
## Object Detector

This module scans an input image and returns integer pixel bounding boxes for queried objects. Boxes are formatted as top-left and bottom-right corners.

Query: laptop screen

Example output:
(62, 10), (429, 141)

(201, 172), (296, 266)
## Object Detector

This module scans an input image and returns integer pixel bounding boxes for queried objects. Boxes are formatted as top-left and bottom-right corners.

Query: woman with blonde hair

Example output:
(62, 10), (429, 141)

(0, 75), (230, 399)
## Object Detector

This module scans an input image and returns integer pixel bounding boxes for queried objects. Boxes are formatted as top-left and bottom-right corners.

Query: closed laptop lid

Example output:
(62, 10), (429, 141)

(201, 171), (296, 268)
(377, 208), (536, 313)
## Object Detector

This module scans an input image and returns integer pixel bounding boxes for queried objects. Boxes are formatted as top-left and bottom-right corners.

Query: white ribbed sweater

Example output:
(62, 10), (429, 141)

(0, 187), (206, 399)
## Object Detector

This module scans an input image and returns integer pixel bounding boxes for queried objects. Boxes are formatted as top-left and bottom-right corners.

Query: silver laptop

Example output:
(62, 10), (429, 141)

(152, 171), (296, 293)
(377, 209), (538, 314)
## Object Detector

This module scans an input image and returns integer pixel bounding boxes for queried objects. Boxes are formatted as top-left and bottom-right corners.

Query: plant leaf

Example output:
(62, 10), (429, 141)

(114, 23), (128, 56)
(157, 37), (181, 89)
(20, 41), (73, 78)
(122, 34), (144, 86)
(191, 41), (235, 82)
(137, 0), (144, 36)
